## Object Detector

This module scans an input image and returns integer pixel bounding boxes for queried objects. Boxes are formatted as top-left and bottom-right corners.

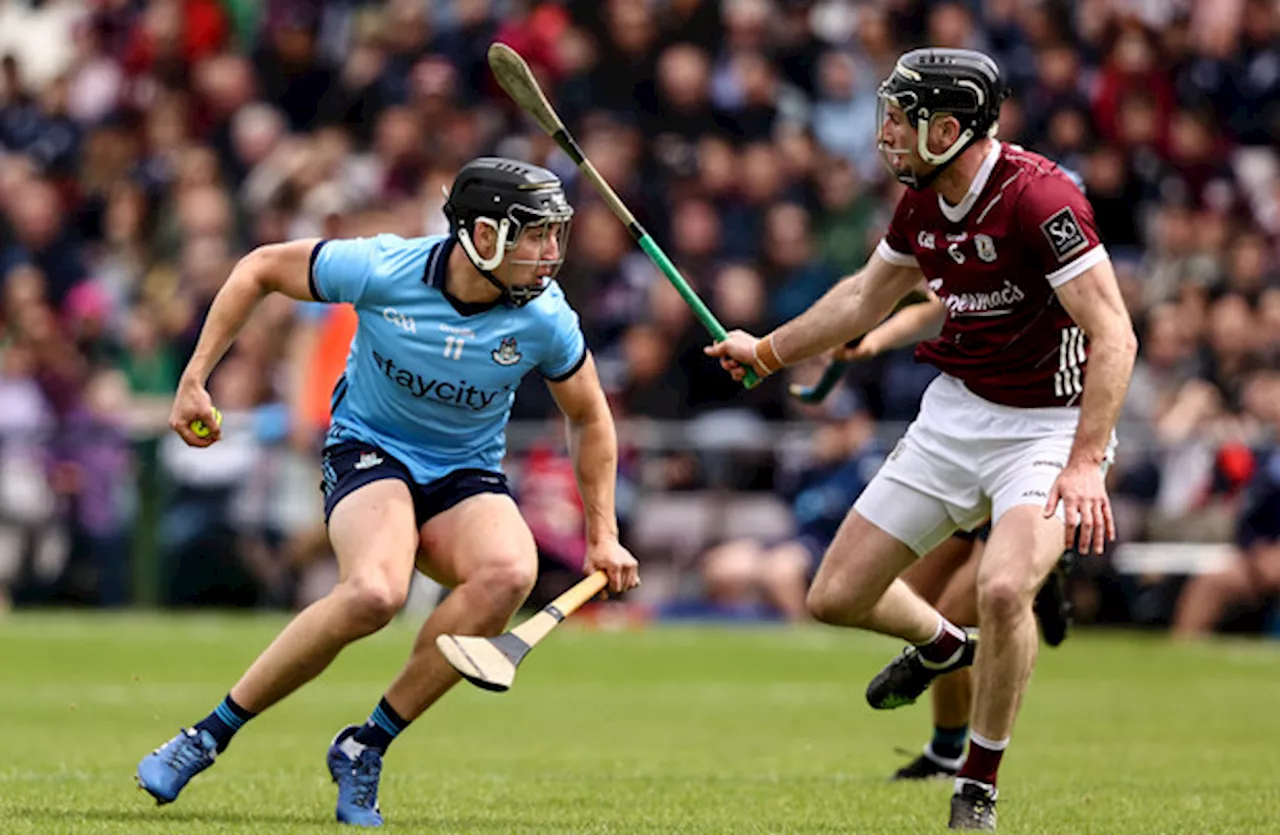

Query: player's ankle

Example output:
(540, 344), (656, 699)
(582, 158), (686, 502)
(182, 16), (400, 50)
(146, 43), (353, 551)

(917, 617), (968, 666)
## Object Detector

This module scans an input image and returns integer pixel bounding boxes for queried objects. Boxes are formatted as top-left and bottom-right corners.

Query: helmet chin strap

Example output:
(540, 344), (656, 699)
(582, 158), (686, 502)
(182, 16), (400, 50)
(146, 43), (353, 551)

(457, 217), (517, 302)
(909, 117), (994, 191)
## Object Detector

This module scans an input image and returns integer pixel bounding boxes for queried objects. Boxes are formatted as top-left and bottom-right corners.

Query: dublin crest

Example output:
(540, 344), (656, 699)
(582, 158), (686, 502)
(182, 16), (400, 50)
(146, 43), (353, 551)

(491, 336), (522, 366)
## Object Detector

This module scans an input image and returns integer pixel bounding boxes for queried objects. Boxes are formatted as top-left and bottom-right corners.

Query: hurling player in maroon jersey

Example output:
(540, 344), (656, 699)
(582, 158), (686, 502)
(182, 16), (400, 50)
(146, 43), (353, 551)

(707, 48), (1136, 830)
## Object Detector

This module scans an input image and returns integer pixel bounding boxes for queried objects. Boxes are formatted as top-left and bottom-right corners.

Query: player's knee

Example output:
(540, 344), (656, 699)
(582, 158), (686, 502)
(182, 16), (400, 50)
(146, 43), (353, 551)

(339, 577), (408, 633)
(976, 574), (1031, 625)
(806, 581), (854, 625)
(472, 555), (537, 609)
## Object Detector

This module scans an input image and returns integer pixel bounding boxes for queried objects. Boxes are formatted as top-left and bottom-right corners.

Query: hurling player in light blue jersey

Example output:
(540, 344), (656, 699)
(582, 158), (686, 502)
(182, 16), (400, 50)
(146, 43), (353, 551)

(137, 158), (640, 827)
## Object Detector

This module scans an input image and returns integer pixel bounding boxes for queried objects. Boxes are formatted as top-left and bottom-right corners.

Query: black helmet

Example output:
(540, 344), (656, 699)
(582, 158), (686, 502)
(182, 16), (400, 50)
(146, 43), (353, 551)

(876, 48), (1009, 189)
(443, 157), (574, 306)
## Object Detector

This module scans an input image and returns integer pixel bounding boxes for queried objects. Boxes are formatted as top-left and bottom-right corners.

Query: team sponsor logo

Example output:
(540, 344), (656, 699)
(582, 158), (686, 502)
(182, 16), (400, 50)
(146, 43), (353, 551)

(372, 350), (509, 411)
(939, 280), (1027, 316)
(491, 336), (523, 366)
(1039, 206), (1089, 262)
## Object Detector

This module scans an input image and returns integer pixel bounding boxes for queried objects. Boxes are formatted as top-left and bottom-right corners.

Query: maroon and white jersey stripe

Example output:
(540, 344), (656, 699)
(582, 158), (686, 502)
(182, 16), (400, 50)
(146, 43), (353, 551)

(880, 142), (1107, 408)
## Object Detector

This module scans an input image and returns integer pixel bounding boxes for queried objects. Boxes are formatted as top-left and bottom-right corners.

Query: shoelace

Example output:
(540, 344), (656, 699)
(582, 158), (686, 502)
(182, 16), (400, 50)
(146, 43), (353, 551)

(348, 750), (382, 809)
(162, 732), (210, 772)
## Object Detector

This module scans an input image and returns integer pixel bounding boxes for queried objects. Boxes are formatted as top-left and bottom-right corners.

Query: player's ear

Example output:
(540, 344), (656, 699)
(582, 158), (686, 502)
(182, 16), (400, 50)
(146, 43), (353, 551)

(928, 115), (961, 155)
(472, 219), (496, 259)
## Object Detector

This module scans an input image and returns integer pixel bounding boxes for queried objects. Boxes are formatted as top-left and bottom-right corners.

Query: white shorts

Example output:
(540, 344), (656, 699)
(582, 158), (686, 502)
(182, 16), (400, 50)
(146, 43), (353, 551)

(854, 374), (1116, 557)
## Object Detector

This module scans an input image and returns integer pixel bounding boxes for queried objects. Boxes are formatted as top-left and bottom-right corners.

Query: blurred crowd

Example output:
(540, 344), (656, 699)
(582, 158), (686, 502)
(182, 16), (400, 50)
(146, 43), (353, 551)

(0, 0), (1278, 636)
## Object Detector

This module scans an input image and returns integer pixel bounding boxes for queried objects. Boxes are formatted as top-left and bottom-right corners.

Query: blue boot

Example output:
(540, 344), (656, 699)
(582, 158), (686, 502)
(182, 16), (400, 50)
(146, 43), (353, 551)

(136, 728), (218, 804)
(327, 725), (385, 827)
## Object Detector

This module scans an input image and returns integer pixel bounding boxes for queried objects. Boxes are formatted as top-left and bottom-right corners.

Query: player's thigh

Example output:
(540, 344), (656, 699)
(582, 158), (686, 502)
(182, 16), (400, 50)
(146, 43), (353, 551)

(900, 532), (978, 604)
(327, 479), (421, 589)
(977, 505), (1064, 609)
(322, 442), (421, 589)
(416, 492), (538, 595)
(810, 476), (955, 608)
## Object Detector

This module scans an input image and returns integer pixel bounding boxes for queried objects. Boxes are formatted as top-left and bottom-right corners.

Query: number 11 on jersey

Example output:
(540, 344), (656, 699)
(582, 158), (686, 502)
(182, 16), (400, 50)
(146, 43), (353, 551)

(443, 336), (465, 360)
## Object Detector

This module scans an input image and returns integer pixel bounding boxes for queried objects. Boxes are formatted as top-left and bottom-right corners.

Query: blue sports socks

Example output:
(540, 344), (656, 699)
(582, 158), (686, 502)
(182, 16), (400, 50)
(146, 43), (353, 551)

(193, 694), (257, 753)
(352, 697), (410, 751)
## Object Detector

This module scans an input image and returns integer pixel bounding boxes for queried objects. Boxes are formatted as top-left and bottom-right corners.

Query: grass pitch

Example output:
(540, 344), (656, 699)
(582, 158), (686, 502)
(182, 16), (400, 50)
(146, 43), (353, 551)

(1, 612), (1276, 834)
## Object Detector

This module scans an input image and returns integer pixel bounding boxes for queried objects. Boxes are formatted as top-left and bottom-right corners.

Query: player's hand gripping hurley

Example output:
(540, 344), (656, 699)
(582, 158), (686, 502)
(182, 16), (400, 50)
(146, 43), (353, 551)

(487, 42), (759, 388)
(437, 571), (608, 692)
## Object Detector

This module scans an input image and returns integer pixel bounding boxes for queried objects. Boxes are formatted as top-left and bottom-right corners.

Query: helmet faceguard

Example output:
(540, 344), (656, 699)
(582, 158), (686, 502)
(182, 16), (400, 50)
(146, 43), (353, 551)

(444, 158), (575, 307)
(876, 49), (1008, 190)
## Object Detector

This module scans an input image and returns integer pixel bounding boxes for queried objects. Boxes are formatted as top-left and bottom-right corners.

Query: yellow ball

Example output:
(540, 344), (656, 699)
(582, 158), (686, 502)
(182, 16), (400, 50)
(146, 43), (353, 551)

(191, 407), (222, 438)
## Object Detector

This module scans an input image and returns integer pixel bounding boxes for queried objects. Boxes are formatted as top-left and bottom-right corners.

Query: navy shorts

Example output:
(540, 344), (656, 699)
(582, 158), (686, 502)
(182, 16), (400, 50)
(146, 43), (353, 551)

(320, 440), (511, 528)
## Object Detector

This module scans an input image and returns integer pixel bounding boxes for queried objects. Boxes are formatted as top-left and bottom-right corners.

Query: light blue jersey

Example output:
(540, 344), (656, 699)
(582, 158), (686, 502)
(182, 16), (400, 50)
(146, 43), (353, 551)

(310, 234), (586, 484)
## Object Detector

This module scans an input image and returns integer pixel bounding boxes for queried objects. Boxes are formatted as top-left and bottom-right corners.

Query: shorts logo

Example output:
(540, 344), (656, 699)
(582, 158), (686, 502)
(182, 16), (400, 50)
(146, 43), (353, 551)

(1040, 206), (1088, 262)
(354, 452), (384, 471)
(1032, 460), (1065, 470)
(1022, 489), (1048, 499)
(491, 337), (522, 366)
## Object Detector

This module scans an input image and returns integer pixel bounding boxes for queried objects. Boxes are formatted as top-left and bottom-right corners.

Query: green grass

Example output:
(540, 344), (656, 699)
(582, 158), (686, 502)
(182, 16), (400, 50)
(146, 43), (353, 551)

(1, 613), (1277, 834)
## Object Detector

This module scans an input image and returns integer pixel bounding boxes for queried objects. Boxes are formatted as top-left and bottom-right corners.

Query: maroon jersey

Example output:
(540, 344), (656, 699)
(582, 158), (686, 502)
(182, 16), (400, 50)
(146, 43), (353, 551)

(879, 142), (1107, 408)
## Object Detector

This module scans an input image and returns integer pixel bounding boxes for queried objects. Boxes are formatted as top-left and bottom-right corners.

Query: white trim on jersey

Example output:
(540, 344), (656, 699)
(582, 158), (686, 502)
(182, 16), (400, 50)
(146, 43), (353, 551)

(938, 141), (1003, 223)
(876, 238), (919, 267)
(1045, 244), (1108, 288)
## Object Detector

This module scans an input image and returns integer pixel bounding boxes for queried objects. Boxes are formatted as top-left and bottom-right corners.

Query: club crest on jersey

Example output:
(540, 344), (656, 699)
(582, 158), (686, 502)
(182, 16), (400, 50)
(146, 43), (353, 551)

(1040, 207), (1088, 262)
(491, 337), (523, 366)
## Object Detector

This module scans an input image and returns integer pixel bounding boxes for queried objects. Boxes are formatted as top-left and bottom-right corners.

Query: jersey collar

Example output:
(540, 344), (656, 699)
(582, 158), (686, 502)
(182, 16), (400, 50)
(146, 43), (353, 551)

(424, 235), (502, 316)
(937, 140), (1002, 224)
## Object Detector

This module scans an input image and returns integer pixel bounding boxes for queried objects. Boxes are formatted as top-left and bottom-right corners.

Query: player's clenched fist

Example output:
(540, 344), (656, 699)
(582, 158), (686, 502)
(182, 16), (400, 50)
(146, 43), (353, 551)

(169, 378), (221, 447)
(704, 330), (763, 381)
(584, 537), (641, 595)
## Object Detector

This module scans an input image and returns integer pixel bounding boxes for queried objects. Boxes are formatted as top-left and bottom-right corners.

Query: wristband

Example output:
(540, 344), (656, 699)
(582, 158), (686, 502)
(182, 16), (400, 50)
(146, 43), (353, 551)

(753, 334), (785, 376)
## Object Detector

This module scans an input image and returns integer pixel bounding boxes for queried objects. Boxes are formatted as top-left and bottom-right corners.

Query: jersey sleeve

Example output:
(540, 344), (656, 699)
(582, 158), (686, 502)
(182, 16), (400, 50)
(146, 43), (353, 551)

(538, 286), (588, 381)
(309, 237), (379, 305)
(876, 195), (920, 267)
(1017, 172), (1107, 288)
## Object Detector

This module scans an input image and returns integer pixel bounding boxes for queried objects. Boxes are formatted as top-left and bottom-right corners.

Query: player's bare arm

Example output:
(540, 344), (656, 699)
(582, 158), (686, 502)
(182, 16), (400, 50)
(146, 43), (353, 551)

(1045, 258), (1138, 555)
(704, 249), (924, 380)
(169, 238), (323, 447)
(546, 352), (640, 594)
(837, 287), (945, 361)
